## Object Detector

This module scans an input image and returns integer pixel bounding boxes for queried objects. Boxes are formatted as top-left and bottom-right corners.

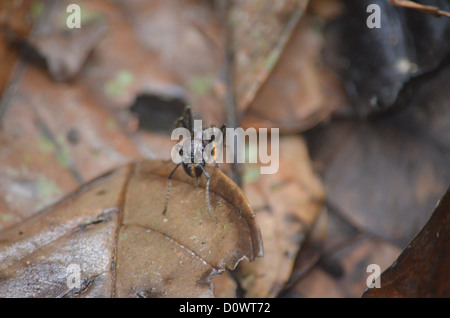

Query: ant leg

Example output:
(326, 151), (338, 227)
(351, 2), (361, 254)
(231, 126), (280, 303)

(211, 143), (218, 170)
(199, 165), (212, 216)
(175, 117), (187, 129)
(183, 105), (193, 130)
(220, 124), (226, 146)
(216, 124), (226, 170)
(162, 163), (181, 214)
(206, 124), (225, 170)
(175, 106), (193, 130)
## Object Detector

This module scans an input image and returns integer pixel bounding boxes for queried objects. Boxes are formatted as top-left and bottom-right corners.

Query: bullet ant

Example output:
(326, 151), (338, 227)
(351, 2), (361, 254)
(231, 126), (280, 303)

(162, 106), (226, 216)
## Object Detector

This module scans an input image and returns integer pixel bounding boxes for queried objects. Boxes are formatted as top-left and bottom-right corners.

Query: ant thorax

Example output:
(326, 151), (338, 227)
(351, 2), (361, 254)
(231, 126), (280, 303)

(190, 137), (204, 164)
(178, 129), (204, 164)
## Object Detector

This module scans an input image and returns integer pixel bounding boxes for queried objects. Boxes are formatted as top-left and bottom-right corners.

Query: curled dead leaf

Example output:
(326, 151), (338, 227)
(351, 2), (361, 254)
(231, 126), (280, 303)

(28, 20), (108, 82)
(241, 15), (347, 133)
(0, 159), (263, 297)
(231, 0), (309, 114)
(363, 187), (450, 298)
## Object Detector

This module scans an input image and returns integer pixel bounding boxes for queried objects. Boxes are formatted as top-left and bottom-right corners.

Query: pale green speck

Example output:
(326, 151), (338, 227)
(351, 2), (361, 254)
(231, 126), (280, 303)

(192, 208), (202, 220)
(37, 176), (62, 200)
(30, 1), (43, 21)
(105, 118), (117, 130)
(105, 70), (134, 96)
(264, 52), (280, 72)
(34, 176), (63, 211)
(23, 154), (32, 164)
(38, 136), (55, 154)
(242, 165), (261, 184)
(187, 75), (214, 96)
(0, 213), (13, 223)
(57, 147), (71, 169)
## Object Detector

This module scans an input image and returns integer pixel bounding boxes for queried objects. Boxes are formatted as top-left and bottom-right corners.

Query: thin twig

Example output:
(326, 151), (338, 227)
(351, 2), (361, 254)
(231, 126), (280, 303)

(389, 0), (450, 18)
(219, 0), (243, 188)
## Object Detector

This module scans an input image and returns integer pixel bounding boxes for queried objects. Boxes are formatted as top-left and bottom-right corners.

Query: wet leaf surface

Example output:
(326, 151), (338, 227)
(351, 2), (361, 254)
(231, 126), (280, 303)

(324, 0), (450, 116)
(363, 187), (450, 298)
(0, 159), (263, 297)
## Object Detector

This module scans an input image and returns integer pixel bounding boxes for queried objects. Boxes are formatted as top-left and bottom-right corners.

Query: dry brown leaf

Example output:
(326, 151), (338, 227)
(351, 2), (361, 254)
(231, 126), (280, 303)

(233, 135), (325, 297)
(28, 20), (108, 82)
(284, 207), (329, 290)
(80, 0), (226, 125)
(0, 64), (142, 223)
(306, 62), (450, 247)
(292, 236), (401, 297)
(363, 187), (450, 298)
(231, 0), (309, 114)
(0, 159), (263, 297)
(0, 0), (36, 98)
(0, 88), (80, 219)
(241, 14), (347, 133)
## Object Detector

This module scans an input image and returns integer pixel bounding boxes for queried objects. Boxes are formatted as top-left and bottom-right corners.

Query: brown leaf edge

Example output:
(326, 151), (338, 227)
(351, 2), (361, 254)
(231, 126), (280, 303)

(362, 186), (450, 297)
(0, 159), (263, 290)
(147, 160), (264, 264)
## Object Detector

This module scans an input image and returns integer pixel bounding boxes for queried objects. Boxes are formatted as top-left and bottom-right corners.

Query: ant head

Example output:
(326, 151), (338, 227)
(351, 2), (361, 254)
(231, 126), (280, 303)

(173, 141), (190, 164)
(177, 138), (203, 164)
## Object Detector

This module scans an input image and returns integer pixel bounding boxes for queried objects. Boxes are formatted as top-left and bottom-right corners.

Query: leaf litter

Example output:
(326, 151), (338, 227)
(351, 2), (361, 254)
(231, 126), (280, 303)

(0, 0), (449, 298)
(0, 160), (263, 297)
